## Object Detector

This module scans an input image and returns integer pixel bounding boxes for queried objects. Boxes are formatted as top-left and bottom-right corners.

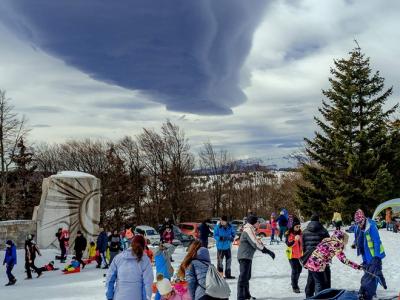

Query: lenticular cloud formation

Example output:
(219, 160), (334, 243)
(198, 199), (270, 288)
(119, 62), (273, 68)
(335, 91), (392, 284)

(0, 0), (268, 115)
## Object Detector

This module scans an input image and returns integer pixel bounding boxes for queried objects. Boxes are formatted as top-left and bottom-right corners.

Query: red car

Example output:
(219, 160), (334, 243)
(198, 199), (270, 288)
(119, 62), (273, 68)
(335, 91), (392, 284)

(256, 223), (279, 237)
(178, 222), (200, 239)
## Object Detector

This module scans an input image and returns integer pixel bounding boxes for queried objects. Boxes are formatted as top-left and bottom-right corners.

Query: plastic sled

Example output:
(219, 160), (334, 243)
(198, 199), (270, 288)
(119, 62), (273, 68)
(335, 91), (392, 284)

(62, 267), (80, 274)
(307, 289), (358, 300)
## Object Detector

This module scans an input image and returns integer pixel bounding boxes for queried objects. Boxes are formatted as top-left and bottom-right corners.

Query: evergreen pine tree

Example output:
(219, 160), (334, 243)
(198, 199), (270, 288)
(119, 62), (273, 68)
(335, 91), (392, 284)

(297, 45), (397, 221)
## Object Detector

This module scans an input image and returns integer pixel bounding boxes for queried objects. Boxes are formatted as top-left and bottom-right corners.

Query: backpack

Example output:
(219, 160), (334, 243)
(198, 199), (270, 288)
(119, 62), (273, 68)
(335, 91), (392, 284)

(198, 261), (231, 299)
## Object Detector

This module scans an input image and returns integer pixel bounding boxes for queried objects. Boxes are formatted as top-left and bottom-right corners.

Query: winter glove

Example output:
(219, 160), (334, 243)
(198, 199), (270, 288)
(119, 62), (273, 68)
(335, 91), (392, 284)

(351, 244), (356, 249)
(262, 248), (275, 260)
(219, 237), (225, 241)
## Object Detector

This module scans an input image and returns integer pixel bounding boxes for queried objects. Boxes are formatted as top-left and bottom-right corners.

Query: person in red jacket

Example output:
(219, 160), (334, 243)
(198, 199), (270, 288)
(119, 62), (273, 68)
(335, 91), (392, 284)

(285, 217), (303, 294)
(162, 226), (174, 245)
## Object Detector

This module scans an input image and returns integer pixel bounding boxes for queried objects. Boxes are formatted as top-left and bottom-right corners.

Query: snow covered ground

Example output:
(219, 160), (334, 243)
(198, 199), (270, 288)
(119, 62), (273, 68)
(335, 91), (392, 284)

(0, 230), (398, 300)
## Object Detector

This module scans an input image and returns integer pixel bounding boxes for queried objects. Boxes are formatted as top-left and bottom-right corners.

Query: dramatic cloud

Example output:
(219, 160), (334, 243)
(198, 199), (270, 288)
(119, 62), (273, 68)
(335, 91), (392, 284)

(0, 0), (268, 115)
(0, 0), (399, 168)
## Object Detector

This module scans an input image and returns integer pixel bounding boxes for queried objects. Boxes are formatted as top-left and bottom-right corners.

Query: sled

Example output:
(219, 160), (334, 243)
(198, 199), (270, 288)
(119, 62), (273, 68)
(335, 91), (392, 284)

(62, 267), (80, 274)
(83, 258), (97, 264)
(307, 289), (398, 300)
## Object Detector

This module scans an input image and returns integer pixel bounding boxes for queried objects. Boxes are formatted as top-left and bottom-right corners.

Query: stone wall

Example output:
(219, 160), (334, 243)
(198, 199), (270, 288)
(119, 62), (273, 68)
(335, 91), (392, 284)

(0, 220), (37, 249)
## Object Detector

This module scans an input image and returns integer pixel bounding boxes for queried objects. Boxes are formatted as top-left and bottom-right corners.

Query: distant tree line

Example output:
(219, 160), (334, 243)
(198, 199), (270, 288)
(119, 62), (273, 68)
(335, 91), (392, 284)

(0, 93), (300, 228)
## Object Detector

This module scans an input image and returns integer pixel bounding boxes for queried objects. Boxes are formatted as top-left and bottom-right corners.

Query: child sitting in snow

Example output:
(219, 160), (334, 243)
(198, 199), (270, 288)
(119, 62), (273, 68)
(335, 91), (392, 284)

(38, 261), (59, 272)
(63, 257), (80, 273)
(156, 274), (191, 300)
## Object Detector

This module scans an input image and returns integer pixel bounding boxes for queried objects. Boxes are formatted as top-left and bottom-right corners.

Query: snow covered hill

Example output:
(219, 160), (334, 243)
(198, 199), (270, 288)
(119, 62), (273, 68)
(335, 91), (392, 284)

(0, 231), (398, 300)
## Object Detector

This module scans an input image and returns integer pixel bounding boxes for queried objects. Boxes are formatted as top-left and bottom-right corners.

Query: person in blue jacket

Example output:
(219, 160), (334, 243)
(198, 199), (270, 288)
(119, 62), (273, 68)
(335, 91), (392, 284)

(277, 210), (289, 241)
(154, 243), (175, 300)
(3, 240), (17, 286)
(198, 219), (212, 248)
(96, 227), (109, 269)
(214, 216), (235, 279)
(106, 235), (153, 300)
(353, 209), (387, 300)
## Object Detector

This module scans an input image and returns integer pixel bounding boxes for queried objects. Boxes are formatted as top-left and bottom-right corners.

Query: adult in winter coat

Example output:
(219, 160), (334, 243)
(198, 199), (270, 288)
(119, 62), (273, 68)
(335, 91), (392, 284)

(3, 240), (17, 286)
(96, 228), (109, 269)
(198, 220), (211, 248)
(285, 217), (303, 293)
(214, 216), (235, 279)
(302, 214), (330, 298)
(74, 230), (87, 268)
(55, 228), (69, 262)
(332, 212), (343, 230)
(305, 230), (361, 295)
(276, 211), (288, 241)
(25, 234), (42, 279)
(353, 209), (386, 300)
(237, 215), (275, 300)
(185, 247), (218, 300)
(109, 230), (122, 264)
(105, 235), (153, 300)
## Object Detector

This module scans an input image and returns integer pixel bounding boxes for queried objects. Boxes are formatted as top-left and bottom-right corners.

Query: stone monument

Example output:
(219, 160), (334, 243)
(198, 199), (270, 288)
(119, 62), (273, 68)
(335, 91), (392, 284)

(36, 171), (101, 249)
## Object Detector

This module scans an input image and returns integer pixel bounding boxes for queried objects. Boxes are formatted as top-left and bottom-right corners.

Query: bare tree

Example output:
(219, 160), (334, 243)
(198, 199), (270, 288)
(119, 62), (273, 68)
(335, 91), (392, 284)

(198, 142), (233, 216)
(0, 90), (29, 207)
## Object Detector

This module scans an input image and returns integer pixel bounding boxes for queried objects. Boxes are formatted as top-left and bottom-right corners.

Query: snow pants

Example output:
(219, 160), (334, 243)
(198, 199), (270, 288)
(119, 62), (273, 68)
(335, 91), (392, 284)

(217, 249), (232, 277)
(109, 251), (119, 264)
(279, 226), (287, 241)
(289, 258), (302, 289)
(6, 264), (15, 282)
(75, 250), (85, 267)
(237, 259), (252, 300)
(305, 267), (331, 297)
(60, 242), (66, 260)
(25, 259), (41, 279)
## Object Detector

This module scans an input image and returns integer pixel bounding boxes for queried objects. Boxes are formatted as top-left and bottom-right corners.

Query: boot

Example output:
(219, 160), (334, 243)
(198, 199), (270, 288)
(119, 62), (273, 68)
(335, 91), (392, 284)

(293, 288), (300, 293)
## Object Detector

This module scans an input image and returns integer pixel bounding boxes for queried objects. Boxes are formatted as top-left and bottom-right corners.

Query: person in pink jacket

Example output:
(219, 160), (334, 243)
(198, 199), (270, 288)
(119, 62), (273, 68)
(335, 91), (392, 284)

(305, 230), (361, 295)
(156, 274), (191, 300)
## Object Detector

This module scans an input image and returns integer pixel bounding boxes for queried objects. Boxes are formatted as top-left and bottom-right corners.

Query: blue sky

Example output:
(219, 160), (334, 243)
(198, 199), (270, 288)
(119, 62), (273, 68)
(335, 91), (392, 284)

(0, 0), (399, 167)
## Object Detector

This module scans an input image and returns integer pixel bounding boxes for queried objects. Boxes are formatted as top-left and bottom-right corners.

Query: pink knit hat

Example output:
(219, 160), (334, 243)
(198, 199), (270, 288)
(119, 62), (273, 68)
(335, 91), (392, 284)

(332, 230), (344, 240)
(354, 209), (366, 225)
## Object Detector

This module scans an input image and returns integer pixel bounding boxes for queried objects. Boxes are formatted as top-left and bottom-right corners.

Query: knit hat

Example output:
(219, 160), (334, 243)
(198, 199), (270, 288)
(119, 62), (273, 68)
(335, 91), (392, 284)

(133, 235), (146, 249)
(354, 209), (366, 225)
(221, 216), (228, 222)
(5, 240), (12, 246)
(310, 213), (320, 222)
(156, 276), (173, 295)
(292, 217), (300, 228)
(332, 230), (345, 240)
(247, 215), (258, 225)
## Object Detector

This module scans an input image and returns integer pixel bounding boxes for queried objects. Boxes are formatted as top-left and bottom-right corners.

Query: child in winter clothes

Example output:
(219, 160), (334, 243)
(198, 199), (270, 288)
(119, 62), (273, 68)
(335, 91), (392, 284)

(87, 241), (97, 262)
(156, 274), (191, 300)
(270, 213), (278, 243)
(63, 257), (80, 273)
(285, 217), (303, 293)
(162, 226), (175, 245)
(3, 240), (17, 286)
(305, 230), (361, 295)
(155, 243), (176, 300)
(38, 261), (59, 272)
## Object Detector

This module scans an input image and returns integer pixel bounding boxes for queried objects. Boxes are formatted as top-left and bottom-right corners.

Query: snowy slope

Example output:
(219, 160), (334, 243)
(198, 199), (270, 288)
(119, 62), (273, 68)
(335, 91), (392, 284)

(0, 231), (398, 300)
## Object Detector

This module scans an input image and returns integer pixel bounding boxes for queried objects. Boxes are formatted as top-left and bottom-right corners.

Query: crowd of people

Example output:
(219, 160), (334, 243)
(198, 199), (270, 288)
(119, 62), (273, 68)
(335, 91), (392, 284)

(2, 208), (390, 300)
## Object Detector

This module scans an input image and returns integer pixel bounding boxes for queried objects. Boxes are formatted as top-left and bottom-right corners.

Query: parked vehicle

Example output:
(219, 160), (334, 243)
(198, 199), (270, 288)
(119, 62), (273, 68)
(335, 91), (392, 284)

(178, 222), (200, 239)
(172, 225), (194, 247)
(135, 225), (160, 245)
(210, 217), (220, 225)
(256, 222), (279, 238)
